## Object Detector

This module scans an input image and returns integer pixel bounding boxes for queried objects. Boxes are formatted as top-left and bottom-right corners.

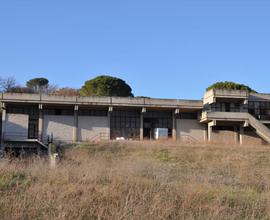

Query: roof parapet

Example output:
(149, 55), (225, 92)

(0, 92), (203, 109)
(203, 89), (249, 105)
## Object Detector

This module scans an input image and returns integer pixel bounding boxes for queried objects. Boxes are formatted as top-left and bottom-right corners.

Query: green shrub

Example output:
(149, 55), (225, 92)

(207, 81), (257, 93)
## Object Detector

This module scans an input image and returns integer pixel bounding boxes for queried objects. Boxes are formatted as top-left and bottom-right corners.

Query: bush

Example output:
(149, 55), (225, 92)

(207, 81), (257, 93)
(80, 75), (134, 97)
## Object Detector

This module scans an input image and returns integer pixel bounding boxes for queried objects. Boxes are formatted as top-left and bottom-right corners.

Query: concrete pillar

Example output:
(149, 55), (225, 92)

(234, 126), (238, 144)
(140, 113), (144, 141)
(204, 125), (208, 142)
(172, 112), (176, 141)
(207, 121), (216, 143)
(1, 103), (6, 151)
(208, 123), (212, 142)
(239, 125), (244, 145)
(108, 106), (113, 140)
(38, 104), (43, 142)
(73, 105), (79, 142)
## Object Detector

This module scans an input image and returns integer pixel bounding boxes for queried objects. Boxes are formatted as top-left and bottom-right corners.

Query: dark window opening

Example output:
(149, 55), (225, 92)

(212, 126), (235, 131)
(78, 109), (107, 116)
(210, 102), (241, 112)
(248, 101), (270, 120)
(43, 108), (74, 116)
(110, 110), (140, 140)
(143, 110), (172, 140)
(178, 113), (198, 119)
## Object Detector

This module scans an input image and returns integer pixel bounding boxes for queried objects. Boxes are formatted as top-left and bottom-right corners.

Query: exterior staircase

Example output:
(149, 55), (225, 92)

(201, 112), (270, 143)
(2, 131), (49, 154)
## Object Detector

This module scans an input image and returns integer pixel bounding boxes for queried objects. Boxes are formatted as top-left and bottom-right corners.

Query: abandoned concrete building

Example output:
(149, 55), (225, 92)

(1, 89), (270, 152)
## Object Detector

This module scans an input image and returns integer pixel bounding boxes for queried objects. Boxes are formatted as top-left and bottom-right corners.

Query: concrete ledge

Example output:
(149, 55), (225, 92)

(0, 93), (203, 109)
(203, 89), (249, 104)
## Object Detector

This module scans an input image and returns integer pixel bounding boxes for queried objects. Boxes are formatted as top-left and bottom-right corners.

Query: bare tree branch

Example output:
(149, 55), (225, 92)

(0, 76), (17, 92)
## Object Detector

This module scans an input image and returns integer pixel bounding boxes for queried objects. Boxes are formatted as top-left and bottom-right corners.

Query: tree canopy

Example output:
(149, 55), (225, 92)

(80, 75), (134, 97)
(206, 81), (257, 93)
(26, 77), (49, 93)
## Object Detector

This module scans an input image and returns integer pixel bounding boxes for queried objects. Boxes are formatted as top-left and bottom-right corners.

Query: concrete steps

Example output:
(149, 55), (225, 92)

(4, 139), (48, 155)
(247, 114), (270, 143)
(203, 112), (270, 144)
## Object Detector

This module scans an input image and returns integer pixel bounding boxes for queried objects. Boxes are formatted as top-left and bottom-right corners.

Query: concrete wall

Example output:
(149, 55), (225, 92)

(176, 119), (205, 142)
(78, 116), (109, 141)
(6, 113), (29, 139)
(43, 115), (74, 142)
(211, 130), (236, 144)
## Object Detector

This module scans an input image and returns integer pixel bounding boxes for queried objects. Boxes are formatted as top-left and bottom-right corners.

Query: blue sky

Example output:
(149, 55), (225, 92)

(0, 0), (269, 99)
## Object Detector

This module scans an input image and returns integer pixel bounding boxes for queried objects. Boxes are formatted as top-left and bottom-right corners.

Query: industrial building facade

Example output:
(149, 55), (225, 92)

(1, 89), (270, 152)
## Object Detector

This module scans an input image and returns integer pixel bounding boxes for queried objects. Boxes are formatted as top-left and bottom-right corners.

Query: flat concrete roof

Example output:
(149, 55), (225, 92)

(0, 93), (203, 110)
(249, 93), (270, 102)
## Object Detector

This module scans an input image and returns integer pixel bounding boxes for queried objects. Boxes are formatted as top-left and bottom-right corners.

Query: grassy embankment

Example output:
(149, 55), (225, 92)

(0, 141), (270, 220)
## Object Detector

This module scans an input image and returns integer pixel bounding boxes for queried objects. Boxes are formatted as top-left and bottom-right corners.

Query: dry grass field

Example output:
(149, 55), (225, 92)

(1, 141), (270, 220)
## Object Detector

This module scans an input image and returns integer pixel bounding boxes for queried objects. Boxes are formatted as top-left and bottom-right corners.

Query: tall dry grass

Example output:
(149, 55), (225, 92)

(1, 141), (270, 219)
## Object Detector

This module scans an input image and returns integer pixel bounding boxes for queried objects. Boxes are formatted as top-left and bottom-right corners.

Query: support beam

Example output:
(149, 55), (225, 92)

(234, 126), (238, 144)
(172, 111), (177, 141)
(204, 126), (208, 142)
(38, 104), (43, 142)
(208, 122), (213, 142)
(140, 110), (144, 141)
(73, 105), (79, 142)
(208, 120), (216, 127)
(108, 106), (113, 140)
(239, 125), (244, 145)
(1, 103), (6, 151)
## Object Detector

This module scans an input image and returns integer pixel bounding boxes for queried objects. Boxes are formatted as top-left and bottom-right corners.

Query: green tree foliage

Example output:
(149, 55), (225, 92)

(136, 96), (151, 99)
(80, 75), (134, 97)
(207, 81), (257, 93)
(26, 77), (49, 93)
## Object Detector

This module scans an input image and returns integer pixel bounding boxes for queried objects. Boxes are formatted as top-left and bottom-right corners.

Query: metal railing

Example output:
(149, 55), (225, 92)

(3, 132), (31, 141)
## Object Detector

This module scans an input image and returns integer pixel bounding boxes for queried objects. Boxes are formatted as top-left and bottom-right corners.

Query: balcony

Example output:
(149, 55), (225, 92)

(203, 89), (249, 105)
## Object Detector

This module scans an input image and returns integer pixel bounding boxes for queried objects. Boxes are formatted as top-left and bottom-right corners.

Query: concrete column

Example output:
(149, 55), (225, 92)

(234, 126), (238, 144)
(38, 104), (43, 142)
(140, 113), (144, 141)
(108, 106), (113, 140)
(204, 125), (208, 142)
(208, 123), (212, 142)
(172, 112), (176, 141)
(1, 103), (6, 151)
(239, 125), (244, 145)
(73, 105), (79, 142)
